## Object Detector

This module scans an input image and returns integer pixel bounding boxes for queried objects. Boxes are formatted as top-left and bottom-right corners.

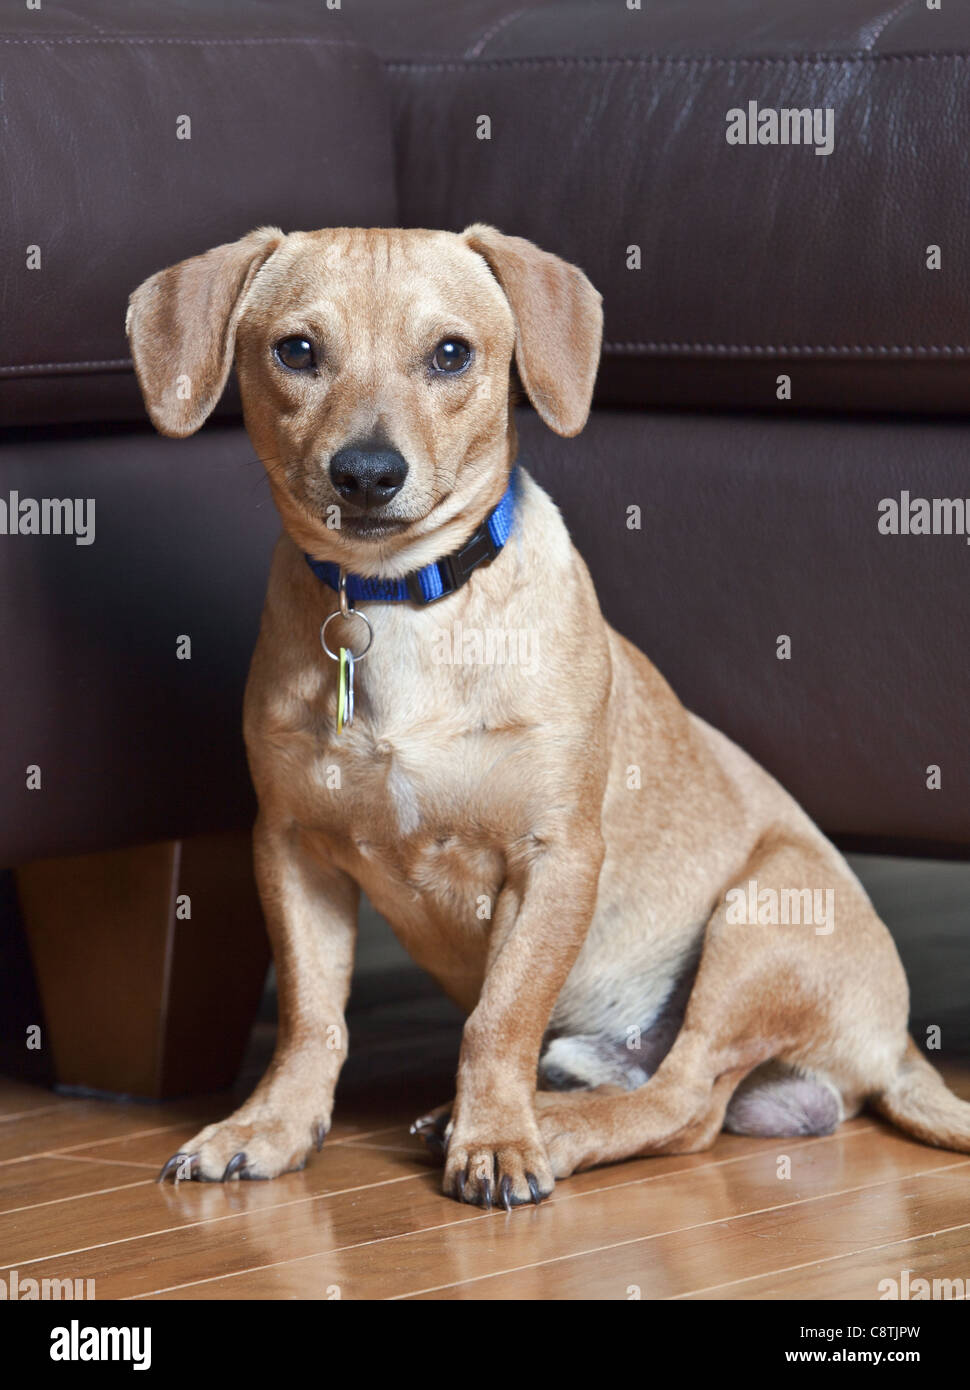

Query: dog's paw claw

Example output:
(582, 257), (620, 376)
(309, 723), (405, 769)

(444, 1132), (554, 1208)
(312, 1121), (329, 1152)
(157, 1150), (200, 1184)
(222, 1151), (249, 1182)
(157, 1152), (198, 1184)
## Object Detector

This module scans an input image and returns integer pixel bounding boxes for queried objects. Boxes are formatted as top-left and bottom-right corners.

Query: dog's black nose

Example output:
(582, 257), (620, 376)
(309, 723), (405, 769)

(328, 447), (408, 511)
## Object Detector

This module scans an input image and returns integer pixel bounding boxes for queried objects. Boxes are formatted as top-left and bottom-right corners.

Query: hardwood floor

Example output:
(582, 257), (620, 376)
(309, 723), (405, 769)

(1, 1042), (969, 1300)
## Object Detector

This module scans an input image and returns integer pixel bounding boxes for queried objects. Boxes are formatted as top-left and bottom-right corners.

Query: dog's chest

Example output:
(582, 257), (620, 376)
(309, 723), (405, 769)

(272, 665), (540, 997)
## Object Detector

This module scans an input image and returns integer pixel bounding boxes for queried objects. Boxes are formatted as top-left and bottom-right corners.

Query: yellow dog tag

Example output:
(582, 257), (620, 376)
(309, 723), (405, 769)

(319, 572), (368, 736)
(336, 646), (355, 734)
(337, 646), (348, 734)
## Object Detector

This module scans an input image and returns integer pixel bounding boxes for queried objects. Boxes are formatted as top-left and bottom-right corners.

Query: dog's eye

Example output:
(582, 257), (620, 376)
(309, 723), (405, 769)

(274, 336), (317, 372)
(431, 338), (472, 375)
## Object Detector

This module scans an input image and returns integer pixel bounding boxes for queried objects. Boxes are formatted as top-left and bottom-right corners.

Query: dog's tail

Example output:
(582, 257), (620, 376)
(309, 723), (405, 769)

(871, 1037), (970, 1152)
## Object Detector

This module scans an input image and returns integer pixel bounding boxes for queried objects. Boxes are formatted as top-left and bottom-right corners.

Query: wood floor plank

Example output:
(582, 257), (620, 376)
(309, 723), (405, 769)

(0, 1137), (437, 1273)
(0, 1115), (877, 1295)
(2, 1034), (966, 1299)
(0, 1157), (151, 1217)
(2, 1172), (451, 1298)
(0, 1108), (193, 1163)
(0, 1092), (233, 1164)
(133, 1132), (968, 1300)
(0, 1091), (400, 1172)
(393, 1167), (970, 1302)
(0, 1078), (66, 1120)
(679, 1222), (970, 1300)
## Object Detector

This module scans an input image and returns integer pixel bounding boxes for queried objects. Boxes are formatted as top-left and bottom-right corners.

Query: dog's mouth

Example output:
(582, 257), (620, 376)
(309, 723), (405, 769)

(338, 514), (413, 540)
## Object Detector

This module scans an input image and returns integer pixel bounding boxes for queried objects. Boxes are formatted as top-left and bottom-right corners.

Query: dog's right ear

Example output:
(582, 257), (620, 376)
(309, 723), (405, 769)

(462, 223), (602, 438)
(126, 226), (283, 437)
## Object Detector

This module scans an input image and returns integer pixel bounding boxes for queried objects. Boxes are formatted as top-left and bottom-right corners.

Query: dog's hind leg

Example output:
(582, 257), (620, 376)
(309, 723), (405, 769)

(532, 836), (862, 1177)
(532, 1029), (755, 1175)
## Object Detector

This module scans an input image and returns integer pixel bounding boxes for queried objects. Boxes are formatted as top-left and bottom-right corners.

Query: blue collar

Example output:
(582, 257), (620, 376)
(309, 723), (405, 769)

(304, 469), (518, 606)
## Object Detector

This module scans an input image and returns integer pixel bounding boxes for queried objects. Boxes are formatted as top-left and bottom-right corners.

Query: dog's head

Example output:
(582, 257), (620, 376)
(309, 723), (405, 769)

(126, 226), (602, 573)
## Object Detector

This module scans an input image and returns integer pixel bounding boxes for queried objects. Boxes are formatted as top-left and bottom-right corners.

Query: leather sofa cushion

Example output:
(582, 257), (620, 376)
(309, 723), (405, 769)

(349, 0), (970, 414)
(0, 421), (274, 865)
(520, 405), (970, 854)
(0, 1), (396, 427)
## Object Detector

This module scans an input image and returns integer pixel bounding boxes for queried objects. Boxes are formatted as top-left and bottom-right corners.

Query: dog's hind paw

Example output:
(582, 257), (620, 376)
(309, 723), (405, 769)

(410, 1103), (452, 1164)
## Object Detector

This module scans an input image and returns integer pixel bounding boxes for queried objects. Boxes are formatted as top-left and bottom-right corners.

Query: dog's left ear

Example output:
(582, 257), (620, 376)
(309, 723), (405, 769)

(463, 224), (602, 437)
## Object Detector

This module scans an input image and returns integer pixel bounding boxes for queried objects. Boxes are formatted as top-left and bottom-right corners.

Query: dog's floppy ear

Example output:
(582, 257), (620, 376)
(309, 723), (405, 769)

(463, 224), (602, 437)
(126, 226), (284, 437)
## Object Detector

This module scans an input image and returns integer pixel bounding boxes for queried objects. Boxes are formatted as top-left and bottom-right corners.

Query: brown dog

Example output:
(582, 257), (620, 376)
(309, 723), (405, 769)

(128, 225), (970, 1208)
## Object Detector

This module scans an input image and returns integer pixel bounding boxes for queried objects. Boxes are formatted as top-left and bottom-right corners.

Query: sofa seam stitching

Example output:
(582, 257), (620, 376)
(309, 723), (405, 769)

(0, 36), (362, 47)
(0, 360), (134, 373)
(604, 344), (970, 356)
(5, 347), (970, 377)
(385, 51), (969, 72)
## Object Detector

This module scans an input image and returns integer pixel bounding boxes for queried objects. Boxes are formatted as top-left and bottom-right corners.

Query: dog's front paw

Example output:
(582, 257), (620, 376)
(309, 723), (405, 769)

(442, 1108), (554, 1208)
(157, 1108), (330, 1184)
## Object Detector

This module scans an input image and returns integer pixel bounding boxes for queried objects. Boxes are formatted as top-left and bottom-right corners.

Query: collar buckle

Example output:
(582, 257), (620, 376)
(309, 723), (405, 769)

(453, 522), (500, 581)
(405, 519), (501, 605)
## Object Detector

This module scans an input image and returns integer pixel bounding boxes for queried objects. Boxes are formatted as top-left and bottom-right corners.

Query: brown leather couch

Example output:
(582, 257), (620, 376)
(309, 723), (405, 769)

(2, 0), (967, 1095)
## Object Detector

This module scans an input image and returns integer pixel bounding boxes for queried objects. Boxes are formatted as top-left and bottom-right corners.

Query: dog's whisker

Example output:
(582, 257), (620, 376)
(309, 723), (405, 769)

(246, 455), (296, 496)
